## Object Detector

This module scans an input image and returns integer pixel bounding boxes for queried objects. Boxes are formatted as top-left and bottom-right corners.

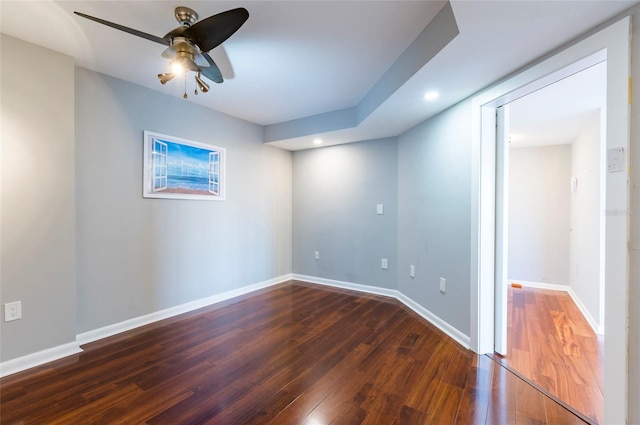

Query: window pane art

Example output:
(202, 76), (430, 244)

(143, 131), (226, 201)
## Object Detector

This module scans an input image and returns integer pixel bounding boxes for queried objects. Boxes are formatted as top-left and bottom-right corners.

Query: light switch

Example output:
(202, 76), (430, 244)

(571, 177), (578, 194)
(376, 204), (384, 215)
(607, 147), (624, 173)
(381, 258), (388, 269)
(410, 265), (415, 278)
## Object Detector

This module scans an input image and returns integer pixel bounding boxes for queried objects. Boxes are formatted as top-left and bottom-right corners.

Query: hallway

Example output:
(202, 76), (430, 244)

(491, 286), (603, 424)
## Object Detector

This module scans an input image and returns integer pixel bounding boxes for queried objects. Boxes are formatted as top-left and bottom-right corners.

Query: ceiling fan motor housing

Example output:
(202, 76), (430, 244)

(174, 7), (198, 27)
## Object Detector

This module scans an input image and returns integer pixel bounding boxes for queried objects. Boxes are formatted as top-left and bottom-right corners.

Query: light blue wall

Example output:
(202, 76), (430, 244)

(292, 139), (398, 289)
(291, 104), (472, 337)
(397, 101), (472, 335)
(74, 68), (293, 333)
(1, 35), (77, 362)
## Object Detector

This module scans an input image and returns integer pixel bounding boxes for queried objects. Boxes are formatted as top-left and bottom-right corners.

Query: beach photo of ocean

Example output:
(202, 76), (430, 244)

(143, 131), (225, 200)
(164, 140), (219, 194)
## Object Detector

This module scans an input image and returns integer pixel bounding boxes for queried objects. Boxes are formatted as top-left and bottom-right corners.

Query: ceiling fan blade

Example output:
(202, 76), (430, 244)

(201, 53), (223, 84)
(183, 8), (249, 53)
(74, 11), (170, 46)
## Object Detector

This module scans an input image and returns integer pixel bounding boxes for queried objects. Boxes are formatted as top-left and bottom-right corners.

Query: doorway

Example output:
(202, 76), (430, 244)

(470, 16), (630, 425)
(493, 62), (606, 423)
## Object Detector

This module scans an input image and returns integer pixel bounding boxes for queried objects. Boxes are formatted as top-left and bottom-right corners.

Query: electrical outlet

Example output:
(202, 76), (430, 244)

(314, 251), (320, 260)
(4, 301), (22, 322)
(440, 277), (446, 293)
(410, 265), (415, 278)
(381, 258), (388, 269)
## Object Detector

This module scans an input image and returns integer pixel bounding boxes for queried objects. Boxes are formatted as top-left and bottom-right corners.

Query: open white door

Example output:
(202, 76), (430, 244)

(494, 105), (509, 355)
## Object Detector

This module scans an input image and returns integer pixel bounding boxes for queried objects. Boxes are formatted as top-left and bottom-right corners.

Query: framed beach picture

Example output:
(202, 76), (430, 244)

(143, 131), (225, 201)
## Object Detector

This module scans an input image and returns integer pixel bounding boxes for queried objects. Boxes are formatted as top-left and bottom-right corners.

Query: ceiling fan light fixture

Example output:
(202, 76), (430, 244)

(171, 61), (185, 76)
(195, 73), (210, 93)
(75, 6), (250, 97)
(157, 73), (175, 84)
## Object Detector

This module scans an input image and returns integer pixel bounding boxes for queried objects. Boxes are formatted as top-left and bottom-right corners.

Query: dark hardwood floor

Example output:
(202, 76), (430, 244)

(1, 281), (587, 424)
(491, 286), (603, 424)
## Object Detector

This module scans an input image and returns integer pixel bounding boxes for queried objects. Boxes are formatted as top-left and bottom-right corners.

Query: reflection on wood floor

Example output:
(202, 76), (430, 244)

(492, 285), (603, 424)
(1, 281), (588, 424)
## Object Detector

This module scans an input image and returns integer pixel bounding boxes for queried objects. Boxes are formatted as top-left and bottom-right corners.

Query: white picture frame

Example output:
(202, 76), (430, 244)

(143, 131), (226, 201)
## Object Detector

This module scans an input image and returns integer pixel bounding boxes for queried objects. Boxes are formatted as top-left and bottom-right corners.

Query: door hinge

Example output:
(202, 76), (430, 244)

(630, 76), (633, 105)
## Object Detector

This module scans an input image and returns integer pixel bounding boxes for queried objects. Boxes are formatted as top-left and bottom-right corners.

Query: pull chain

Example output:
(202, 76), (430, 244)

(183, 73), (188, 99)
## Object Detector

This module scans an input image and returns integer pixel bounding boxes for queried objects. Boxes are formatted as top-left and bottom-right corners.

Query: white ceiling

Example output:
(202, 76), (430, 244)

(509, 61), (606, 149)
(0, 1), (636, 150)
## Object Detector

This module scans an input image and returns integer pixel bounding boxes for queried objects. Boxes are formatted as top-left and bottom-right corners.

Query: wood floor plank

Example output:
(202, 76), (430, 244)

(392, 405), (429, 425)
(486, 362), (518, 425)
(516, 372), (548, 423)
(202, 366), (298, 425)
(47, 383), (144, 425)
(82, 382), (193, 424)
(330, 403), (367, 425)
(423, 382), (464, 424)
(358, 391), (403, 425)
(454, 355), (494, 425)
(493, 286), (602, 424)
(1, 281), (589, 425)
(544, 396), (582, 425)
(266, 345), (372, 424)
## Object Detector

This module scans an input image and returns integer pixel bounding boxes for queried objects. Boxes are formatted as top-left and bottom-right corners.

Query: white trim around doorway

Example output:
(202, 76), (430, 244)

(470, 16), (630, 425)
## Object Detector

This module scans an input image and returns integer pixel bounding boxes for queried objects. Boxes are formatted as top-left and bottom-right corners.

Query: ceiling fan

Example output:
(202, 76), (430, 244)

(74, 6), (249, 98)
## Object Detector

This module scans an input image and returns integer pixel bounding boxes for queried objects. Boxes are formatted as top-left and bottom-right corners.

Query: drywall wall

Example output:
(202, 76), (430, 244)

(0, 35), (77, 361)
(569, 111), (602, 329)
(292, 139), (397, 289)
(397, 101), (471, 336)
(75, 68), (292, 333)
(508, 144), (571, 286)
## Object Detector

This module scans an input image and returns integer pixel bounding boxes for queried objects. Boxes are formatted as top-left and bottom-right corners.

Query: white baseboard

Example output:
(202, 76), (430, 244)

(509, 279), (569, 292)
(2, 273), (473, 378)
(0, 341), (82, 378)
(77, 274), (293, 345)
(567, 288), (603, 335)
(292, 274), (398, 298)
(395, 292), (471, 348)
(511, 279), (603, 335)
(0, 274), (292, 378)
(292, 274), (470, 349)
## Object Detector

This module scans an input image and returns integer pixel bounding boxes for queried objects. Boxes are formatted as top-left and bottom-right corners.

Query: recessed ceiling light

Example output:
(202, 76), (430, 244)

(313, 138), (323, 146)
(423, 91), (439, 101)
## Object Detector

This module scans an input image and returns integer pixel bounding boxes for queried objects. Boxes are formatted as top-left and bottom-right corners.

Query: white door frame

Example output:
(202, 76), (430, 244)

(470, 17), (630, 424)
(494, 105), (509, 355)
